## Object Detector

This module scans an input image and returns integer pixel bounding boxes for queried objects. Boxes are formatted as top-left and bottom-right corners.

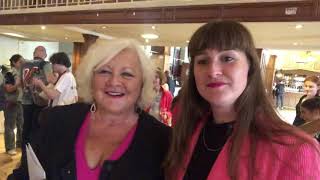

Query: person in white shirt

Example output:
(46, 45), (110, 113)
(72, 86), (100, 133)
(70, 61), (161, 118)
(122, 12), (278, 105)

(32, 52), (78, 107)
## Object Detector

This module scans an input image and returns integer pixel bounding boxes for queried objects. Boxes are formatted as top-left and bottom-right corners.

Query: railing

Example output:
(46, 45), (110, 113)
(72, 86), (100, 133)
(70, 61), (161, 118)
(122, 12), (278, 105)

(0, 0), (149, 11)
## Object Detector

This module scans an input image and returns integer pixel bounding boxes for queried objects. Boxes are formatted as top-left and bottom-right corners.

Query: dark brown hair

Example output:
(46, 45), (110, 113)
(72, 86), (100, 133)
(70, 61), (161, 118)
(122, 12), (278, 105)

(164, 20), (313, 179)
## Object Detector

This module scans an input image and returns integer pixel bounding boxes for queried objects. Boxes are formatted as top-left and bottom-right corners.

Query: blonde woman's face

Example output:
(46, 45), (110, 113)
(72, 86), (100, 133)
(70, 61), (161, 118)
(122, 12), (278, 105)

(92, 49), (143, 114)
(304, 81), (319, 97)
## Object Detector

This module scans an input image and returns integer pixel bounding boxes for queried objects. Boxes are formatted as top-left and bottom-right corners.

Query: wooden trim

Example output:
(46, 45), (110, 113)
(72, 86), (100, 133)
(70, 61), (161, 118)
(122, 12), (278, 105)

(0, 1), (320, 25)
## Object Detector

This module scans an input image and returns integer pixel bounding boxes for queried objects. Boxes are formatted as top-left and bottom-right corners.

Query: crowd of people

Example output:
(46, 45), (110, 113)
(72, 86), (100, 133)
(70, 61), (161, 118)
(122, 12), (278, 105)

(1, 20), (320, 180)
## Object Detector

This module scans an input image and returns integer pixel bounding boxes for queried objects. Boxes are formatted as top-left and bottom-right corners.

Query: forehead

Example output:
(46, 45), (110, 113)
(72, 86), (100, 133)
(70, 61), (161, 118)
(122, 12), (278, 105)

(305, 81), (317, 86)
(36, 47), (46, 52)
(99, 49), (141, 69)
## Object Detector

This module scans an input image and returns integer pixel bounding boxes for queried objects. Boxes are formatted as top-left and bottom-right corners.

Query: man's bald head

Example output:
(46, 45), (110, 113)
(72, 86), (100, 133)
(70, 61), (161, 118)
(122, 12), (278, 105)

(33, 46), (47, 60)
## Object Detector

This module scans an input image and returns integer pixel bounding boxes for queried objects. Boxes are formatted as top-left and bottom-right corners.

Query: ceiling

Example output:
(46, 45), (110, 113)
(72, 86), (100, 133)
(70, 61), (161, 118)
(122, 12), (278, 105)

(0, 0), (319, 50)
(1, 21), (320, 50)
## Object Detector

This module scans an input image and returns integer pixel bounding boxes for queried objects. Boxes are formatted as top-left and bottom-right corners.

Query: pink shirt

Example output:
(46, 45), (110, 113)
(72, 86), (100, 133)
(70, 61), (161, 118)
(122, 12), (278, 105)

(75, 113), (137, 180)
(174, 117), (320, 180)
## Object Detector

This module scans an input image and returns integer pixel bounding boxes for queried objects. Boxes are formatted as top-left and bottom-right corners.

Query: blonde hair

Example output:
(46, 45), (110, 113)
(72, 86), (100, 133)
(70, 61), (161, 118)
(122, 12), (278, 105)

(76, 38), (156, 109)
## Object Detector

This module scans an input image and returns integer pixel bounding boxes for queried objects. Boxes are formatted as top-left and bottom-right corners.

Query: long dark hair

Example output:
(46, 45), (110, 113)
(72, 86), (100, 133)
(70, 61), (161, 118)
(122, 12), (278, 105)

(164, 20), (314, 179)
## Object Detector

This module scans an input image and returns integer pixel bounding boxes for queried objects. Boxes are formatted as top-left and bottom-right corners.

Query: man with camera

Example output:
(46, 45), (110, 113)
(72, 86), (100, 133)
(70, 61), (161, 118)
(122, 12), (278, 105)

(17, 46), (54, 176)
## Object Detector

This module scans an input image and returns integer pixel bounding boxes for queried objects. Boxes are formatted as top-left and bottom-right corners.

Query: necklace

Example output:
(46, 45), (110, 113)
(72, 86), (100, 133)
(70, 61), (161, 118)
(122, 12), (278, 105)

(202, 122), (232, 152)
(202, 125), (224, 152)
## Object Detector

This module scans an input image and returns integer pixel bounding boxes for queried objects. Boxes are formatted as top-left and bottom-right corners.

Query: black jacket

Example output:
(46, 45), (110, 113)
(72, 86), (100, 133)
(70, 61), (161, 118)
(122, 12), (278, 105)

(9, 103), (171, 180)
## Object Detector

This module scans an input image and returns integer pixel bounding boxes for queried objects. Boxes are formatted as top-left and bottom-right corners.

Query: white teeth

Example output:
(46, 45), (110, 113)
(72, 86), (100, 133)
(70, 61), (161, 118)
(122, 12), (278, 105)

(107, 92), (123, 96)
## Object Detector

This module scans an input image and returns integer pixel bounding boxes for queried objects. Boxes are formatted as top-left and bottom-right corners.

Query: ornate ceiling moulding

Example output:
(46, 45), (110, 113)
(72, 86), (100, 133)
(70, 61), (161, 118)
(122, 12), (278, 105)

(0, 0), (319, 25)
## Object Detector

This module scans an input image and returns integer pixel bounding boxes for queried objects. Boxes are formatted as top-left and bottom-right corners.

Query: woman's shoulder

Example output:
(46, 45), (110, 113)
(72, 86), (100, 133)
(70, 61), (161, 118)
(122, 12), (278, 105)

(257, 132), (320, 164)
(44, 102), (90, 113)
(40, 103), (90, 127)
(139, 110), (171, 132)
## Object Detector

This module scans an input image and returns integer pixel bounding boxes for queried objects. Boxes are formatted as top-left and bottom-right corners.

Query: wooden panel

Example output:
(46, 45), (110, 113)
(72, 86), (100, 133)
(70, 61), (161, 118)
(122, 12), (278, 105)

(0, 0), (320, 25)
(265, 55), (277, 96)
(221, 1), (314, 21)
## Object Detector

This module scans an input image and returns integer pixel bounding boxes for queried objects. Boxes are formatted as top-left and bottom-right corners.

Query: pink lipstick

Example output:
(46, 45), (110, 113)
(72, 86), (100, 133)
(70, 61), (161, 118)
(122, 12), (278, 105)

(207, 82), (226, 88)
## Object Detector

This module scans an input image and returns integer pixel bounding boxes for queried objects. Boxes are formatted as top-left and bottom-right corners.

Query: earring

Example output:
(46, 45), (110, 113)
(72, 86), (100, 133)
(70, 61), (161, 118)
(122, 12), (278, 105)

(90, 103), (96, 113)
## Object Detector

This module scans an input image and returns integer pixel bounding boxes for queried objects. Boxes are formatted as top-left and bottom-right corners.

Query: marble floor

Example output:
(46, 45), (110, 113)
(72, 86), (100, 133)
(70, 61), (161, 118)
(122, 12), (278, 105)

(0, 133), (21, 180)
(0, 111), (21, 180)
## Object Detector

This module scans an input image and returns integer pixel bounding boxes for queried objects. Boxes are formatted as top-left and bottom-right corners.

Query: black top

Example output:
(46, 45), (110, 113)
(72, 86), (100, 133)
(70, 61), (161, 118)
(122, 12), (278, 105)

(293, 95), (308, 126)
(8, 103), (171, 180)
(183, 118), (233, 180)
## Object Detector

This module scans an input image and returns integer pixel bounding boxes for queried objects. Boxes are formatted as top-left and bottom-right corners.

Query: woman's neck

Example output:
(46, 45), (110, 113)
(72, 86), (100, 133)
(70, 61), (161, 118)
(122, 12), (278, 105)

(211, 106), (236, 124)
(93, 108), (138, 127)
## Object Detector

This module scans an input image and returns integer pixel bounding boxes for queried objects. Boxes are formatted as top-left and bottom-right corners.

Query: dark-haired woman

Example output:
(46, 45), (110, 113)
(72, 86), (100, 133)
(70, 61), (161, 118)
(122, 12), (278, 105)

(32, 52), (78, 107)
(165, 21), (320, 180)
(293, 75), (320, 126)
(2, 54), (24, 155)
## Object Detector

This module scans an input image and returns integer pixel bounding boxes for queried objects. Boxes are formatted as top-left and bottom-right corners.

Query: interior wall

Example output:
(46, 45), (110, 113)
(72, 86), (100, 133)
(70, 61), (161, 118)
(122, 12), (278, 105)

(0, 35), (19, 65)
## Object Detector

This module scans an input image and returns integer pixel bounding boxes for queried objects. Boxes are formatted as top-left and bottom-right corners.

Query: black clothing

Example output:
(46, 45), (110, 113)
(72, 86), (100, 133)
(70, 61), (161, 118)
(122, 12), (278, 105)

(293, 95), (308, 126)
(9, 103), (171, 180)
(166, 75), (176, 95)
(275, 83), (285, 96)
(183, 119), (233, 180)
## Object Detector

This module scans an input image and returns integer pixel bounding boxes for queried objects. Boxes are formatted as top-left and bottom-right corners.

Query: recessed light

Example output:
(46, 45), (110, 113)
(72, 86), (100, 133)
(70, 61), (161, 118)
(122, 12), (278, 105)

(96, 13), (99, 17)
(2, 32), (25, 38)
(65, 37), (68, 40)
(145, 39), (149, 43)
(141, 33), (159, 39)
(102, 26), (107, 29)
(295, 24), (303, 29)
(152, 25), (156, 30)
(293, 42), (298, 46)
(41, 26), (46, 30)
(186, 40), (190, 43)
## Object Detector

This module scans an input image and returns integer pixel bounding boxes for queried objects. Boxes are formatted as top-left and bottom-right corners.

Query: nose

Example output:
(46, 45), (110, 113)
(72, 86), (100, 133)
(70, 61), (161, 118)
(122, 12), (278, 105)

(207, 60), (223, 78)
(107, 74), (121, 86)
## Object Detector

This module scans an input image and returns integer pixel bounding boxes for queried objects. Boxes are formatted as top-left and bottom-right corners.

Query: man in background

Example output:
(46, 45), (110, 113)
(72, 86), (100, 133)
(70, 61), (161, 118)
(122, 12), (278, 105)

(17, 46), (54, 177)
(165, 70), (176, 96)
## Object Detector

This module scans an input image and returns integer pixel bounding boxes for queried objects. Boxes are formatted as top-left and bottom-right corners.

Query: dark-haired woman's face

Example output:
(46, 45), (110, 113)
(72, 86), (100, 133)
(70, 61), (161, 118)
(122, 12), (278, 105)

(52, 63), (66, 74)
(193, 48), (249, 111)
(13, 59), (23, 69)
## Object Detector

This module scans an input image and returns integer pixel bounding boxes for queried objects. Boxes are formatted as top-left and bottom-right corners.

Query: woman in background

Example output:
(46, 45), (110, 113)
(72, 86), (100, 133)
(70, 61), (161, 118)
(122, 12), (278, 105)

(148, 69), (173, 126)
(32, 52), (78, 107)
(2, 54), (24, 155)
(293, 76), (320, 126)
(299, 97), (320, 142)
(165, 20), (320, 180)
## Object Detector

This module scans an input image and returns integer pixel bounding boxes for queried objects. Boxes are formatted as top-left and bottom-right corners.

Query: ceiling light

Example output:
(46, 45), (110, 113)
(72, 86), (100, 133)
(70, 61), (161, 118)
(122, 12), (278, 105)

(145, 39), (149, 43)
(41, 26), (46, 30)
(152, 25), (156, 30)
(141, 33), (159, 39)
(293, 42), (298, 46)
(295, 24), (303, 29)
(186, 40), (190, 43)
(102, 26), (107, 29)
(96, 13), (99, 17)
(64, 37), (68, 40)
(2, 32), (25, 38)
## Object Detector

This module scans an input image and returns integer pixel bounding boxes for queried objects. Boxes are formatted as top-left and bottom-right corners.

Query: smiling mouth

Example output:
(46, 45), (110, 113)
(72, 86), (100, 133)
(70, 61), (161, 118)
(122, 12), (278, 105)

(207, 82), (226, 88)
(106, 91), (125, 97)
